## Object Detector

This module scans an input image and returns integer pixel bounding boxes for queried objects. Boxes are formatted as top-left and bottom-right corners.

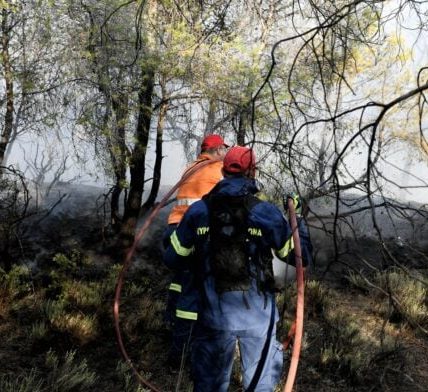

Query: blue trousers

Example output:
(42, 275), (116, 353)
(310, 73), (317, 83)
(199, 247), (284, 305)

(168, 317), (195, 366)
(191, 325), (283, 392)
(163, 224), (197, 365)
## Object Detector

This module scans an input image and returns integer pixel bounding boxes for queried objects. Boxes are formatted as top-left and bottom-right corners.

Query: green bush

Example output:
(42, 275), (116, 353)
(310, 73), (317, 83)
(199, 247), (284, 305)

(376, 269), (428, 327)
(29, 321), (49, 341)
(0, 369), (43, 392)
(319, 312), (367, 381)
(0, 264), (32, 299)
(61, 280), (104, 308)
(305, 280), (331, 317)
(45, 349), (97, 391)
(52, 249), (91, 271)
(346, 268), (428, 328)
(44, 299), (98, 344)
(116, 361), (151, 392)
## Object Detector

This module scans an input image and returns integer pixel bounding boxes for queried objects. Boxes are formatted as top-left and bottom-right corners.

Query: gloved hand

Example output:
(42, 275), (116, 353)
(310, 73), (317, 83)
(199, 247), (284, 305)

(283, 192), (302, 215)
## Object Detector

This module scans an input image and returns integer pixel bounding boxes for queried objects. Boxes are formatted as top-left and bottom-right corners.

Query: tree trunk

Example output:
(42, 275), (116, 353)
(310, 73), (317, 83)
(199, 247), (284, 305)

(141, 91), (168, 214)
(119, 69), (154, 247)
(237, 104), (250, 146)
(0, 9), (14, 172)
(82, 3), (128, 230)
(318, 135), (327, 189)
(109, 93), (129, 231)
(204, 99), (216, 135)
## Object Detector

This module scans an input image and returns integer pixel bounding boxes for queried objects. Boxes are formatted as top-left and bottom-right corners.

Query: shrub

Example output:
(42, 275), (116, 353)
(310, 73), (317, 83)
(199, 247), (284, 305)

(44, 299), (67, 322)
(0, 264), (32, 299)
(44, 299), (98, 344)
(319, 311), (368, 381)
(29, 321), (49, 341)
(346, 268), (428, 329)
(61, 280), (104, 308)
(375, 269), (428, 327)
(116, 361), (151, 392)
(0, 350), (97, 392)
(44, 349), (97, 391)
(346, 270), (370, 291)
(52, 249), (91, 271)
(305, 280), (331, 317)
(0, 369), (43, 392)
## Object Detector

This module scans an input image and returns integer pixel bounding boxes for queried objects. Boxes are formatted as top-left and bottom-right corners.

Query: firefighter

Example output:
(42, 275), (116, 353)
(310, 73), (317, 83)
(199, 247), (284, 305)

(163, 134), (229, 368)
(164, 146), (310, 391)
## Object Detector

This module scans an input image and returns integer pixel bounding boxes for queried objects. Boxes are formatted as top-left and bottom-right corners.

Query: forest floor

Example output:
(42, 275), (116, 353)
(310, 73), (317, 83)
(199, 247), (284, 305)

(1, 186), (427, 391)
(1, 246), (427, 391)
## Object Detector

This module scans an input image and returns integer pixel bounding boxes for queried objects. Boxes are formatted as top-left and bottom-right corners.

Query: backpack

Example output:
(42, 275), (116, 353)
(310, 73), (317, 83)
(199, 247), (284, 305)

(203, 193), (261, 293)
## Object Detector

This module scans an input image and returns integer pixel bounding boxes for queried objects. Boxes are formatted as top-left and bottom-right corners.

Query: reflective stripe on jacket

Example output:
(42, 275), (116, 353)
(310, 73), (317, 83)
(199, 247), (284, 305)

(168, 154), (223, 224)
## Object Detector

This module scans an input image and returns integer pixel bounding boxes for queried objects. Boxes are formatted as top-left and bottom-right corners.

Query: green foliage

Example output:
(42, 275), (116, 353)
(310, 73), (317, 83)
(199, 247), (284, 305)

(52, 249), (86, 270)
(125, 281), (146, 297)
(29, 321), (49, 341)
(49, 251), (104, 305)
(0, 264), (32, 299)
(376, 269), (428, 327)
(105, 263), (123, 290)
(347, 268), (428, 328)
(44, 298), (66, 322)
(44, 255), (104, 344)
(116, 361), (150, 392)
(305, 280), (331, 317)
(60, 280), (104, 308)
(0, 0), (19, 12)
(45, 349), (97, 391)
(319, 311), (368, 381)
(346, 270), (369, 291)
(44, 289), (100, 344)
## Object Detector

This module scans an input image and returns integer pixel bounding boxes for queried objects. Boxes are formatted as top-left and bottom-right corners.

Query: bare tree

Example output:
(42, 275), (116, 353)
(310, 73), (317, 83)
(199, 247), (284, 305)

(236, 2), (428, 315)
(22, 140), (78, 207)
(1, 1), (70, 173)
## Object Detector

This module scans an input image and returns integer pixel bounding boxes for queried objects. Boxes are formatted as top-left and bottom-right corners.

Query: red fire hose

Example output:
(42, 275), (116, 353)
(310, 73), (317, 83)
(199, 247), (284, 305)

(113, 161), (305, 392)
(283, 198), (305, 392)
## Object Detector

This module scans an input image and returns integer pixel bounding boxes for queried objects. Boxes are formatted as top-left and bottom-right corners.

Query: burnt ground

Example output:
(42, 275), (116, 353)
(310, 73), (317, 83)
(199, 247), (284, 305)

(1, 185), (427, 391)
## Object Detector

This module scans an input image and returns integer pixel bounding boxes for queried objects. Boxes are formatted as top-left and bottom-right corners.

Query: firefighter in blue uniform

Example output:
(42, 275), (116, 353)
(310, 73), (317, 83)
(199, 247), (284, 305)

(163, 134), (228, 368)
(164, 146), (310, 391)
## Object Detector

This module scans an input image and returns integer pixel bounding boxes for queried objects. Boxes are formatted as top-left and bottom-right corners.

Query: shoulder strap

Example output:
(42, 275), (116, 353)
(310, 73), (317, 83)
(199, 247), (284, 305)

(244, 193), (262, 211)
(181, 156), (211, 178)
(202, 192), (261, 214)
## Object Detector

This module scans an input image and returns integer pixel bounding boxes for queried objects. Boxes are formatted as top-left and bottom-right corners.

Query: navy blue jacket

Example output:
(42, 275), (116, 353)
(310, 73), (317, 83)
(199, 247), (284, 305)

(164, 176), (300, 332)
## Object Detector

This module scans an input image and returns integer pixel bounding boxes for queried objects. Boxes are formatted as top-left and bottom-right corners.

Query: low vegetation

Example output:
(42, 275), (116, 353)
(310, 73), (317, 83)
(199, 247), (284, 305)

(1, 247), (427, 391)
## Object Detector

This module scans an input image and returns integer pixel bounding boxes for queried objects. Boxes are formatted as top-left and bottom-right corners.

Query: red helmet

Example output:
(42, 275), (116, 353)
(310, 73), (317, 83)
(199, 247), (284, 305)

(223, 146), (256, 176)
(201, 134), (229, 150)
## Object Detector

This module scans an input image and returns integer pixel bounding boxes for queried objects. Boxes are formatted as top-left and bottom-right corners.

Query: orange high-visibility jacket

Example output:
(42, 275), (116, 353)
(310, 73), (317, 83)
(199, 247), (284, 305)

(168, 154), (223, 225)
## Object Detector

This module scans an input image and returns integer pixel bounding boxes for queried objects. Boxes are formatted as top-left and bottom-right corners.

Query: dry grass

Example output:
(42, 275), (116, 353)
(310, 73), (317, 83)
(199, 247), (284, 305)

(279, 274), (428, 392)
(375, 269), (428, 327)
(347, 268), (428, 329)
(0, 350), (97, 392)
